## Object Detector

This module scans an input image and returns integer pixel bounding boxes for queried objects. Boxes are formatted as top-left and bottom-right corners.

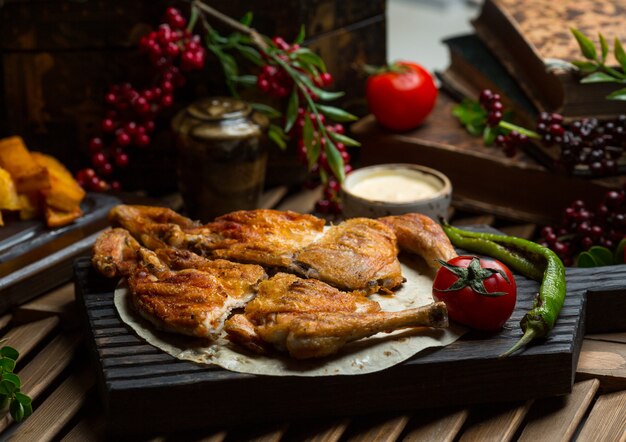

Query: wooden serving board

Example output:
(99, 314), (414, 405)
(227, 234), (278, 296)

(74, 243), (625, 435)
(0, 193), (119, 313)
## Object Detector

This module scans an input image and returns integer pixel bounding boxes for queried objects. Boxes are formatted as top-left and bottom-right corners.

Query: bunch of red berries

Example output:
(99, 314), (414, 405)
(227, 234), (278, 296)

(76, 7), (205, 192)
(539, 187), (626, 265)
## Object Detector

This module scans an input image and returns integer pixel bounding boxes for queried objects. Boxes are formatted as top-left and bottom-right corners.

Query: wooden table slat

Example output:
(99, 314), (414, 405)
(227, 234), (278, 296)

(0, 333), (82, 434)
(576, 339), (626, 392)
(346, 414), (410, 442)
(2, 316), (59, 363)
(284, 418), (350, 442)
(459, 400), (533, 442)
(13, 283), (75, 325)
(403, 408), (469, 442)
(576, 389), (626, 442)
(518, 379), (599, 442)
(6, 369), (94, 442)
(60, 414), (106, 442)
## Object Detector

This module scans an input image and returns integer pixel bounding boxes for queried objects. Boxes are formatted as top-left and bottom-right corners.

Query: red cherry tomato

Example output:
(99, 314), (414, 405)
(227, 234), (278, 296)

(366, 61), (438, 131)
(432, 255), (516, 331)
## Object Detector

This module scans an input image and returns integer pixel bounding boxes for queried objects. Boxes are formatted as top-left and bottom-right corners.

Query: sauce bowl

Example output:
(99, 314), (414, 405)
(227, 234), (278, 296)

(341, 163), (452, 220)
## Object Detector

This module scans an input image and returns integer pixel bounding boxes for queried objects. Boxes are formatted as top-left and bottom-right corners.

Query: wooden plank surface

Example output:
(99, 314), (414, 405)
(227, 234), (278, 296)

(345, 415), (410, 442)
(576, 339), (626, 392)
(518, 379), (599, 442)
(2, 316), (59, 362)
(458, 400), (532, 442)
(7, 369), (94, 442)
(576, 389), (626, 442)
(403, 408), (468, 442)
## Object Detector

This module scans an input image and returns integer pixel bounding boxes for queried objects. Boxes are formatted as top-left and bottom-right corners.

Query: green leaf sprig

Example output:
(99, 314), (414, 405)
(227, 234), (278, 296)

(0, 345), (32, 422)
(571, 28), (626, 100)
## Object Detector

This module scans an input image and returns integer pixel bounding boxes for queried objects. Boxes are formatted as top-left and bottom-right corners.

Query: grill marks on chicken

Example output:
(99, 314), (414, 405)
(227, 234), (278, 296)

(93, 227), (268, 338)
(224, 273), (448, 359)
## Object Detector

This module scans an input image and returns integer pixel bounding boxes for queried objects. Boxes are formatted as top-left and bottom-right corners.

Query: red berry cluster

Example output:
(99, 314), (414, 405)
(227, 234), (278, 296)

(540, 187), (626, 266)
(76, 7), (205, 192)
(256, 36), (348, 215)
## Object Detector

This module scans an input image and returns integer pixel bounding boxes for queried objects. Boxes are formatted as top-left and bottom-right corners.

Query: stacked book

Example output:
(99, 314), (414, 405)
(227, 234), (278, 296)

(439, 0), (626, 127)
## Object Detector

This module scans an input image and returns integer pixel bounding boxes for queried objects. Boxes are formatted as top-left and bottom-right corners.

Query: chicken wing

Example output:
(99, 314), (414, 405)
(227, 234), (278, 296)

(225, 273), (448, 359)
(379, 213), (457, 268)
(92, 228), (142, 278)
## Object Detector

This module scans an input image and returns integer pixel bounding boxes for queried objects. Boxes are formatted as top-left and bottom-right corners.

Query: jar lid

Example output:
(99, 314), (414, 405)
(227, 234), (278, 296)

(186, 97), (251, 121)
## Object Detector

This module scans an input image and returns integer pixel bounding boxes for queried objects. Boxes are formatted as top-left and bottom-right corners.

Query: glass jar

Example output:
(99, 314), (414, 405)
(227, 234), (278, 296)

(172, 97), (268, 221)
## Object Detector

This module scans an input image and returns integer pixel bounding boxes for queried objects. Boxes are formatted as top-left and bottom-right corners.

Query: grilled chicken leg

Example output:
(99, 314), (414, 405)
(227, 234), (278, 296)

(225, 273), (448, 359)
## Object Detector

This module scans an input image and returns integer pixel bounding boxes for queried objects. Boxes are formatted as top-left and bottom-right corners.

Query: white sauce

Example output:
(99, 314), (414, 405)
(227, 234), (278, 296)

(349, 172), (440, 203)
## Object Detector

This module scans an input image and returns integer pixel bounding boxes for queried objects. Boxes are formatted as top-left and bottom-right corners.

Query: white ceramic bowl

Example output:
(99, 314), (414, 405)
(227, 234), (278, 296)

(341, 163), (452, 220)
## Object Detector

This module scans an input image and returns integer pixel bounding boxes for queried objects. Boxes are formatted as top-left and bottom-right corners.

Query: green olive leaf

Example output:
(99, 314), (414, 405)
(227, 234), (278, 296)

(235, 44), (263, 67)
(240, 11), (253, 26)
(249, 102), (282, 119)
(303, 113), (318, 169)
(328, 131), (361, 147)
(267, 124), (287, 150)
(580, 72), (622, 83)
(324, 137), (345, 182)
(284, 89), (300, 133)
(570, 60), (599, 73)
(294, 24), (306, 45)
(606, 87), (626, 101)
(316, 104), (358, 122)
(571, 28), (597, 60)
(599, 33), (609, 62)
(614, 38), (626, 73)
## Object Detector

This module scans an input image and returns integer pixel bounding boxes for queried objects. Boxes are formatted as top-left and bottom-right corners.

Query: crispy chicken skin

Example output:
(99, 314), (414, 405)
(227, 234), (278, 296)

(192, 209), (326, 268)
(92, 226), (268, 338)
(294, 218), (404, 294)
(225, 273), (448, 359)
(379, 213), (457, 268)
(92, 228), (141, 278)
(129, 260), (266, 338)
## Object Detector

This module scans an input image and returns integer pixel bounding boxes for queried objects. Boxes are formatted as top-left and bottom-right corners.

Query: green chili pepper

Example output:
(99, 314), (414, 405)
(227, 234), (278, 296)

(442, 224), (567, 357)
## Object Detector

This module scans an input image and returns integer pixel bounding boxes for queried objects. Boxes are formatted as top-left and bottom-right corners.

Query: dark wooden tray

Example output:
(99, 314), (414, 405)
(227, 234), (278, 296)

(74, 244), (621, 435)
(0, 193), (119, 313)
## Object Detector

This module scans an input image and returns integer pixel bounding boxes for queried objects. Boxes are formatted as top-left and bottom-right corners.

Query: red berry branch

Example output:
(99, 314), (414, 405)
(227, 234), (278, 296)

(194, 1), (360, 214)
(76, 7), (206, 192)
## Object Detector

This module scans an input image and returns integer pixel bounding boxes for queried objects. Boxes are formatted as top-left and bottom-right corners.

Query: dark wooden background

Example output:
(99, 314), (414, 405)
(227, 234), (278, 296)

(0, 0), (386, 193)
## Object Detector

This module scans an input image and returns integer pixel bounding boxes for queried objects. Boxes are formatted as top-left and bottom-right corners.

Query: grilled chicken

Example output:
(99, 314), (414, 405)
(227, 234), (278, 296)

(93, 227), (267, 338)
(225, 273), (448, 359)
(379, 213), (457, 267)
(109, 205), (405, 292)
(293, 218), (404, 293)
